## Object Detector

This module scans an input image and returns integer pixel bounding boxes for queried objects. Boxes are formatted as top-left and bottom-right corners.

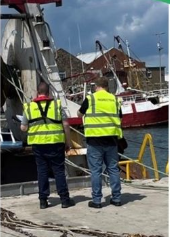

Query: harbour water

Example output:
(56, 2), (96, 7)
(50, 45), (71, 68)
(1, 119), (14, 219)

(123, 124), (169, 178)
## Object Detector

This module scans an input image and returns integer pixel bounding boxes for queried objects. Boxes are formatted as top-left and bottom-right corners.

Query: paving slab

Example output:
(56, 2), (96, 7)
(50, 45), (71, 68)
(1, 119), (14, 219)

(1, 178), (169, 237)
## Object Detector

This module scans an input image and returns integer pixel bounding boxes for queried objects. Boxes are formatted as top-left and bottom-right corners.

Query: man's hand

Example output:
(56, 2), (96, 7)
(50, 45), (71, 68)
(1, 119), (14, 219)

(20, 124), (28, 132)
(65, 143), (72, 152)
(62, 120), (72, 152)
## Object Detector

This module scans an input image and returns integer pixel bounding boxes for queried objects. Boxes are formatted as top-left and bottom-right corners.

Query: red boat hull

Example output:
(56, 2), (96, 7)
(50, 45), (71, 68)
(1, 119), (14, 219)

(68, 104), (168, 128)
(121, 104), (168, 128)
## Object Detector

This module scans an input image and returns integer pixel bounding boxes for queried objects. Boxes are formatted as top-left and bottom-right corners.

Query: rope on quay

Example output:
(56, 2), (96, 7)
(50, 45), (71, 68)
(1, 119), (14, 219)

(1, 208), (133, 237)
(65, 158), (168, 191)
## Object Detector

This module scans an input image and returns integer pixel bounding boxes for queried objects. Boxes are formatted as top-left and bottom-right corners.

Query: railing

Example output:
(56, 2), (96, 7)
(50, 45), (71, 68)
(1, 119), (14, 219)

(165, 162), (169, 174)
(118, 88), (169, 104)
(119, 133), (159, 181)
(146, 89), (169, 98)
(0, 117), (23, 150)
(118, 94), (146, 103)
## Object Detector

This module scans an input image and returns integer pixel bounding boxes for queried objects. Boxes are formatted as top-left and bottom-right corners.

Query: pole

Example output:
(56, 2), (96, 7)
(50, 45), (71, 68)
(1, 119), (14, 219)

(0, 14), (33, 19)
(155, 32), (165, 90)
(77, 24), (84, 73)
(159, 47), (162, 90)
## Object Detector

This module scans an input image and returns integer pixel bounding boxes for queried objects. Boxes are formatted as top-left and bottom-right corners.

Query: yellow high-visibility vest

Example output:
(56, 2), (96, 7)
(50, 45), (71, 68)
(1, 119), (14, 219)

(84, 90), (122, 138)
(23, 100), (65, 145)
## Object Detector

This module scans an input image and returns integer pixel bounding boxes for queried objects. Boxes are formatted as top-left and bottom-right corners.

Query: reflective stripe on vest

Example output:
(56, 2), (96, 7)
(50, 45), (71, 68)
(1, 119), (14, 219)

(84, 90), (122, 138)
(23, 100), (65, 145)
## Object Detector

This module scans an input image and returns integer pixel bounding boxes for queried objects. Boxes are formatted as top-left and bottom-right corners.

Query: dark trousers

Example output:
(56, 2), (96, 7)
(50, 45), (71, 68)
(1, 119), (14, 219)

(32, 143), (69, 203)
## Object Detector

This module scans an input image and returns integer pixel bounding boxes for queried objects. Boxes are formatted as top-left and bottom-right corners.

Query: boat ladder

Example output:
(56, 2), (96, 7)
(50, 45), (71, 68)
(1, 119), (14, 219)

(24, 3), (71, 116)
(0, 117), (23, 150)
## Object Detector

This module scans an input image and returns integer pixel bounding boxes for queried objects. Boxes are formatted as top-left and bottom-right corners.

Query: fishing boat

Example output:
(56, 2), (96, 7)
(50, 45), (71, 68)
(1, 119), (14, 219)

(117, 90), (168, 128)
(113, 36), (169, 127)
(74, 39), (169, 128)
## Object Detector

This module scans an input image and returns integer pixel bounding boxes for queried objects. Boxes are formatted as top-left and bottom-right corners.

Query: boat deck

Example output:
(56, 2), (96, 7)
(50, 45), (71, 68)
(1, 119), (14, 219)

(1, 177), (168, 237)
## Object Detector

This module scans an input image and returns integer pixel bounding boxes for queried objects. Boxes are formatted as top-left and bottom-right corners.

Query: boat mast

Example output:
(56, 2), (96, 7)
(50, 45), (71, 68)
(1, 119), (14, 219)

(155, 32), (165, 90)
(125, 40), (133, 88)
(125, 40), (141, 90)
(95, 40), (124, 94)
(77, 23), (85, 73)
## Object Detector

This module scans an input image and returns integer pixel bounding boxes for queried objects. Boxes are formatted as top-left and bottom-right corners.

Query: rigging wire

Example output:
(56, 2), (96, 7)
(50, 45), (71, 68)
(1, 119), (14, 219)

(115, 36), (150, 81)
(126, 138), (168, 150)
(1, 72), (30, 102)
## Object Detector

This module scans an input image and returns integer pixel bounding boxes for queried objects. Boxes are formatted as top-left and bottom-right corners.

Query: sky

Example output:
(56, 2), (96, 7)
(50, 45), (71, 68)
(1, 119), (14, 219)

(1, 0), (169, 73)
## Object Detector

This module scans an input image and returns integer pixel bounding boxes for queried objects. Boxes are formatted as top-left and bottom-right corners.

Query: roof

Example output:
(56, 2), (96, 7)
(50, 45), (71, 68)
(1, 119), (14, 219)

(77, 49), (110, 64)
(147, 66), (166, 69)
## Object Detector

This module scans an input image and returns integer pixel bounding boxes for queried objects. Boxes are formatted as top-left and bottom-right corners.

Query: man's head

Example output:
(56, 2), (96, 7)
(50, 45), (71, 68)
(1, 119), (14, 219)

(95, 76), (109, 91)
(37, 82), (49, 96)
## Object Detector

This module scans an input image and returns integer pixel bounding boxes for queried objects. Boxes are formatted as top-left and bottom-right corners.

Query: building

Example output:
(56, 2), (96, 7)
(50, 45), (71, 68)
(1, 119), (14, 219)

(146, 67), (168, 90)
(77, 48), (147, 90)
(56, 48), (95, 101)
(56, 48), (167, 92)
(56, 48), (87, 80)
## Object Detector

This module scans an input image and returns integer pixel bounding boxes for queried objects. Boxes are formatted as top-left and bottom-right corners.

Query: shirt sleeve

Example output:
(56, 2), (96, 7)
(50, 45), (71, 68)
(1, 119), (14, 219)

(79, 98), (89, 115)
(21, 112), (28, 125)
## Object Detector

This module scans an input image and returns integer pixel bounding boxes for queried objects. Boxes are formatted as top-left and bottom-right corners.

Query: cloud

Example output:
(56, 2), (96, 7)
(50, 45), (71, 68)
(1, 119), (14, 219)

(115, 1), (168, 38)
(116, 14), (144, 34)
(94, 31), (108, 41)
(1, 0), (168, 70)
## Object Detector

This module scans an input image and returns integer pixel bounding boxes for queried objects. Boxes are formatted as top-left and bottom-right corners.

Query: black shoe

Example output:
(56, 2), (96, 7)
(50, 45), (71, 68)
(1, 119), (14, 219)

(40, 199), (48, 209)
(110, 200), (121, 206)
(61, 199), (75, 208)
(88, 201), (102, 209)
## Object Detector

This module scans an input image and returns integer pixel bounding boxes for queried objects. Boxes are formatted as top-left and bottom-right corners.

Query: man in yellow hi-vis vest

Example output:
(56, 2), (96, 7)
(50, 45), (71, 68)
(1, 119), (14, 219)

(21, 82), (75, 209)
(77, 77), (122, 208)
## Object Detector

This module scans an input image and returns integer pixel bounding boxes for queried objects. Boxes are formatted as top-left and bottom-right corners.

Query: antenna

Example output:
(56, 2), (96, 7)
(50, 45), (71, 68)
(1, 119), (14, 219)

(68, 37), (73, 77)
(155, 32), (165, 90)
(77, 23), (85, 73)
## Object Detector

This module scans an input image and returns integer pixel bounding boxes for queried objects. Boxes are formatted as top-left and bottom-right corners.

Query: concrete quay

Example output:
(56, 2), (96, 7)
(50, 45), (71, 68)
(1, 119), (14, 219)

(1, 178), (169, 237)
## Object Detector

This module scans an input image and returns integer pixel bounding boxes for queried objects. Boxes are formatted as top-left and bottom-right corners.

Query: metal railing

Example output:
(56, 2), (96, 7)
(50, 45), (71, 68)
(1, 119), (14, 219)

(119, 133), (159, 180)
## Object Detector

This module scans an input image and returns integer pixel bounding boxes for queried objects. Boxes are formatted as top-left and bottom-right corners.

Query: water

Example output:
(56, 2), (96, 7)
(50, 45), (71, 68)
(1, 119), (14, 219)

(123, 124), (169, 178)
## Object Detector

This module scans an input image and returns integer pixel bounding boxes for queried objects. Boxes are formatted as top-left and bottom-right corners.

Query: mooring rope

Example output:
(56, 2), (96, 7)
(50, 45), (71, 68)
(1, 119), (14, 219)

(65, 158), (168, 191)
(126, 138), (168, 150)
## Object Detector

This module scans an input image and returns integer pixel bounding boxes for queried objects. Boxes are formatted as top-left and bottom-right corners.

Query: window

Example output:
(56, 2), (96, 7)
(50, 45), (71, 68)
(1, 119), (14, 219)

(146, 70), (152, 79)
(59, 72), (66, 80)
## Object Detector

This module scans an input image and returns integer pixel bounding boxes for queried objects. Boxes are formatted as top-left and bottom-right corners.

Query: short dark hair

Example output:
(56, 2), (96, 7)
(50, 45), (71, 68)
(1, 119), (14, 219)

(95, 76), (108, 89)
(37, 82), (49, 95)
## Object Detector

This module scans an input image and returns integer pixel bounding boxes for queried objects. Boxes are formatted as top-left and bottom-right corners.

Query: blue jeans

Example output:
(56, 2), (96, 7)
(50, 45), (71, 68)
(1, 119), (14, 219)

(32, 143), (69, 203)
(87, 145), (121, 204)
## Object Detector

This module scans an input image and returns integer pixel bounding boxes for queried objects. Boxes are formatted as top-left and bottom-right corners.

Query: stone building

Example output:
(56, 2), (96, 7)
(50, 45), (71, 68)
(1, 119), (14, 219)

(145, 66), (168, 90)
(56, 48), (167, 91)
(56, 48), (87, 80)
(77, 48), (147, 90)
